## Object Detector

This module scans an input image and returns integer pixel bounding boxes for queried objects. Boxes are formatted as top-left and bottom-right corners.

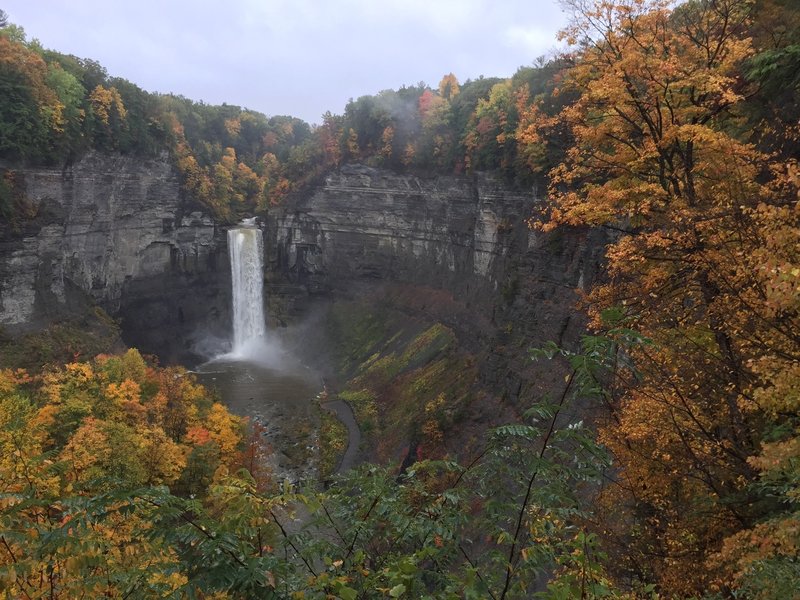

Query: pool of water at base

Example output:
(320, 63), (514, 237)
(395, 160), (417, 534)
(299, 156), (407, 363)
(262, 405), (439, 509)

(193, 357), (322, 483)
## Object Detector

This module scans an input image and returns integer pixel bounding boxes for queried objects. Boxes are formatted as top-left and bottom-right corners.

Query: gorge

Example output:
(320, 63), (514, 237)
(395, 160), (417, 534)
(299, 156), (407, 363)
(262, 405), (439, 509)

(0, 153), (604, 466)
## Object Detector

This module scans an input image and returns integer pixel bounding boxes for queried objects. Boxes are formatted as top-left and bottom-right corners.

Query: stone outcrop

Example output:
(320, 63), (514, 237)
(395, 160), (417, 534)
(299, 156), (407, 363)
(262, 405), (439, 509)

(0, 152), (230, 362)
(270, 165), (525, 297)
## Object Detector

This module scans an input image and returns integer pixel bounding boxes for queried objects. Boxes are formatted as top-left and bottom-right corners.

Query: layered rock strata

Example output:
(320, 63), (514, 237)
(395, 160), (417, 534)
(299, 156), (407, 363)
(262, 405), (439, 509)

(0, 157), (606, 404)
(0, 153), (229, 362)
(267, 164), (607, 408)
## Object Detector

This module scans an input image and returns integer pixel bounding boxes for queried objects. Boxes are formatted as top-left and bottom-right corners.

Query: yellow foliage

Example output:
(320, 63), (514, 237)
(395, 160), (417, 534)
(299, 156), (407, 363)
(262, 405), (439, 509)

(0, 36), (63, 134)
(0, 368), (31, 394)
(380, 126), (395, 159)
(224, 117), (241, 136)
(0, 351), (247, 596)
(60, 417), (110, 483)
(206, 402), (243, 462)
(89, 84), (127, 125)
(139, 427), (187, 485)
(438, 72), (460, 100)
(534, 0), (800, 593)
(347, 128), (359, 157)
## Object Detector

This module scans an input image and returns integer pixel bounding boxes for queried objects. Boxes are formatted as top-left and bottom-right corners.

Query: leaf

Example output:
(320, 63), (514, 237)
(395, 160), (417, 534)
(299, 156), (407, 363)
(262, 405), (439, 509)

(338, 586), (358, 600)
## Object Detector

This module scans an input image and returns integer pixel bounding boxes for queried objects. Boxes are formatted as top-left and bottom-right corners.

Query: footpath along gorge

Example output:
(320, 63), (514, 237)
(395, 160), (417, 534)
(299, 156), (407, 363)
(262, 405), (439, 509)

(0, 153), (603, 472)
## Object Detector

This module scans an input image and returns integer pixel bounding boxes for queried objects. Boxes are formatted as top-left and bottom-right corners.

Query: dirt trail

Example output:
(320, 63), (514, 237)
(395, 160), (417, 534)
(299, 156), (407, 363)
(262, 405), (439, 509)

(321, 399), (361, 474)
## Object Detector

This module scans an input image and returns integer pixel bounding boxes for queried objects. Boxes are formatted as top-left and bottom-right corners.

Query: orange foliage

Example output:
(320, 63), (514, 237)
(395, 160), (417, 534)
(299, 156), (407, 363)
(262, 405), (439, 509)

(0, 36), (63, 132)
(380, 126), (395, 160)
(528, 0), (800, 593)
(4, 350), (252, 490)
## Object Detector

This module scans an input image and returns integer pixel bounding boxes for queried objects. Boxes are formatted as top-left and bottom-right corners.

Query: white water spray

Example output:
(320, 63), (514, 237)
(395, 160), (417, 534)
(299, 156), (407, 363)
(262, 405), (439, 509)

(227, 219), (268, 360)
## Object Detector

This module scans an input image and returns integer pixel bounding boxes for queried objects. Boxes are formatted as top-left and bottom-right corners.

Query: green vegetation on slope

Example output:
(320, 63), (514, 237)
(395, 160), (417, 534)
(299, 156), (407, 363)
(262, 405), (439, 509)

(0, 340), (619, 599)
(0, 308), (120, 372)
(325, 301), (479, 464)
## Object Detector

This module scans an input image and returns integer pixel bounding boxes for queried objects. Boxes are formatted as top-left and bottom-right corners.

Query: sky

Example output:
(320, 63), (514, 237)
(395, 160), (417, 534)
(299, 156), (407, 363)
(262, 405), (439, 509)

(2, 0), (569, 125)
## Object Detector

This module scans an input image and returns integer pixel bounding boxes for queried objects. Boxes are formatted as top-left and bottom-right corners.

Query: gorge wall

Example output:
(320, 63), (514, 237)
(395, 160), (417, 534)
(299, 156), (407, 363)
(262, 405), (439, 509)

(0, 152), (230, 363)
(0, 155), (607, 411)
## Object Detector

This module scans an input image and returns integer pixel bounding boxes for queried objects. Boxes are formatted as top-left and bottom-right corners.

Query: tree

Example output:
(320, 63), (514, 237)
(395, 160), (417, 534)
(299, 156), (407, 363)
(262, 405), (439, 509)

(46, 63), (87, 159)
(438, 72), (460, 100)
(88, 84), (128, 150)
(318, 111), (343, 168)
(0, 36), (61, 161)
(527, 0), (800, 593)
(463, 80), (522, 172)
(417, 86), (456, 168)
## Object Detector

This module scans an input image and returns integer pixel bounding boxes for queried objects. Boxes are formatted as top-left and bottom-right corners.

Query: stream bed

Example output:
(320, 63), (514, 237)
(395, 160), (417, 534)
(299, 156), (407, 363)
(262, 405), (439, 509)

(194, 357), (323, 483)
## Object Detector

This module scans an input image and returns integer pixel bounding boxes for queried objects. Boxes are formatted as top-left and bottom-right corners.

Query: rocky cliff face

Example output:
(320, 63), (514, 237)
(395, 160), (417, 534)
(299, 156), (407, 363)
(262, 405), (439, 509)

(0, 153), (230, 362)
(0, 156), (606, 404)
(267, 164), (607, 408)
(270, 165), (523, 296)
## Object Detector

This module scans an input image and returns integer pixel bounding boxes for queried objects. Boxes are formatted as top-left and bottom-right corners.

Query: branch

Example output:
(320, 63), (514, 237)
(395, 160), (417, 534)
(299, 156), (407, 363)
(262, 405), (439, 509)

(459, 544), (498, 600)
(344, 493), (382, 562)
(140, 496), (248, 568)
(320, 500), (346, 545)
(499, 370), (576, 600)
(269, 509), (317, 576)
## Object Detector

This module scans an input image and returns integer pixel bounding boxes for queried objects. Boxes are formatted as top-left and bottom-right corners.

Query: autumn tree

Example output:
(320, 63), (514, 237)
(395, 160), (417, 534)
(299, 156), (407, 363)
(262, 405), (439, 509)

(88, 84), (128, 150)
(0, 36), (62, 161)
(415, 77), (459, 169)
(464, 79), (530, 173)
(438, 72), (460, 100)
(527, 0), (800, 594)
(318, 110), (343, 168)
(45, 63), (87, 159)
(0, 352), (258, 598)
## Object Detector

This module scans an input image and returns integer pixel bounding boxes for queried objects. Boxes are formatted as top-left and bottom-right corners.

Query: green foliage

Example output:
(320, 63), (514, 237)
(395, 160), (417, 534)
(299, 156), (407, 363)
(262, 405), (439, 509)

(3, 2), (800, 595)
(0, 12), (578, 221)
(326, 301), (476, 459)
(0, 52), (49, 162)
(319, 409), (348, 478)
(271, 336), (617, 597)
(0, 310), (120, 372)
(338, 388), (379, 434)
(0, 330), (629, 599)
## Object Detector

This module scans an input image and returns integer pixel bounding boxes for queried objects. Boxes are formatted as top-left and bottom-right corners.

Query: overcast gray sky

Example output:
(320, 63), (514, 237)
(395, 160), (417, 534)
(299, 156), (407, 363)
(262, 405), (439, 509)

(2, 0), (568, 125)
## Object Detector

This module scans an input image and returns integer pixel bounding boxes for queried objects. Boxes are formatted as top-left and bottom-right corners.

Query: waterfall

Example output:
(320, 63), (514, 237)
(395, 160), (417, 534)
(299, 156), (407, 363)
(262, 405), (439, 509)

(228, 220), (267, 359)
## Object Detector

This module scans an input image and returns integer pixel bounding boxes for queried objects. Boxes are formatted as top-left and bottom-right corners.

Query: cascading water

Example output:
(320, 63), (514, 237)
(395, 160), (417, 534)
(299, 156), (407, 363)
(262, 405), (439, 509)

(227, 218), (267, 359)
